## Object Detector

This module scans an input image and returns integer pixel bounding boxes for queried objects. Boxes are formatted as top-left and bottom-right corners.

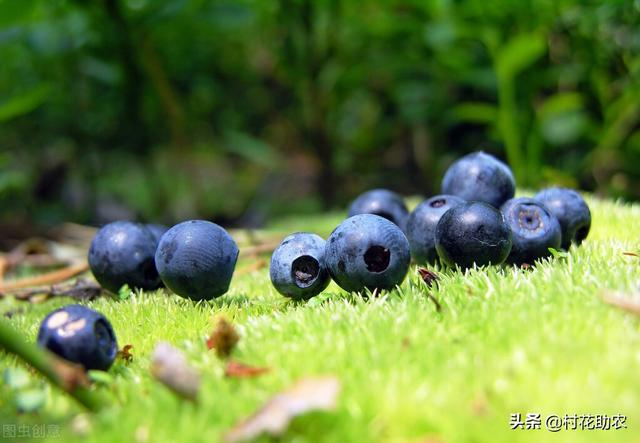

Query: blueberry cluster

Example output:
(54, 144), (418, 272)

(88, 220), (239, 301)
(39, 152), (591, 370)
(404, 151), (590, 269)
(270, 151), (591, 300)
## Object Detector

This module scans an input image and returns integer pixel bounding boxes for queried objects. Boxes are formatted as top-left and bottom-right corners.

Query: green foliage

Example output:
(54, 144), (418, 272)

(0, 0), (639, 224)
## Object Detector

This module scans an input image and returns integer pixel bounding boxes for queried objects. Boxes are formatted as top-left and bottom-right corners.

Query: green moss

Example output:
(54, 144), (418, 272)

(1, 195), (639, 442)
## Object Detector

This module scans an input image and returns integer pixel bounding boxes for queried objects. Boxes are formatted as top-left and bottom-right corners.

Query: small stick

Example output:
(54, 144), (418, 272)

(0, 317), (105, 411)
(0, 262), (89, 293)
(235, 259), (267, 277)
(239, 241), (281, 258)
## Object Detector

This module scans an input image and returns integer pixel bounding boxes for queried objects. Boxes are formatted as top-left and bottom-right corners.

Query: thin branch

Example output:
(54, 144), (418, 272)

(0, 318), (105, 411)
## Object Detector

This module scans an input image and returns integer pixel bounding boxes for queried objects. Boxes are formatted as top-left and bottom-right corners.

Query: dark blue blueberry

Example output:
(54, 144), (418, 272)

(501, 198), (561, 265)
(155, 220), (239, 300)
(88, 221), (161, 293)
(147, 224), (169, 247)
(326, 214), (411, 293)
(37, 305), (117, 371)
(534, 187), (591, 249)
(435, 202), (512, 269)
(405, 195), (466, 264)
(270, 233), (330, 300)
(347, 189), (409, 230)
(441, 151), (515, 208)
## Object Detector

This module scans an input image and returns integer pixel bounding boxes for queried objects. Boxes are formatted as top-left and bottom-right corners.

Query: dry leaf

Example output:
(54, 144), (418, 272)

(225, 376), (341, 443)
(417, 268), (439, 288)
(50, 357), (90, 391)
(602, 291), (640, 316)
(207, 317), (240, 359)
(225, 360), (270, 379)
(151, 342), (200, 401)
(117, 344), (134, 363)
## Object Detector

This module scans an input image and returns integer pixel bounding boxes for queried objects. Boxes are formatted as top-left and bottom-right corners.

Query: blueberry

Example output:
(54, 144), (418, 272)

(500, 198), (561, 265)
(534, 187), (591, 249)
(347, 189), (409, 230)
(270, 232), (330, 300)
(435, 202), (512, 269)
(325, 214), (411, 293)
(88, 221), (162, 293)
(37, 305), (117, 371)
(155, 220), (239, 300)
(147, 224), (169, 247)
(405, 195), (466, 264)
(441, 151), (515, 208)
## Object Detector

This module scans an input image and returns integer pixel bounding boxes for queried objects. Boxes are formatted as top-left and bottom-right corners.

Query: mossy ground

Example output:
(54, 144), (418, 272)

(1, 196), (640, 442)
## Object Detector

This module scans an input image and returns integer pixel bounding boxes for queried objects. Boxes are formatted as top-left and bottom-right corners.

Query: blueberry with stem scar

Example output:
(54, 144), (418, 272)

(325, 214), (411, 293)
(501, 197), (561, 265)
(270, 232), (330, 300)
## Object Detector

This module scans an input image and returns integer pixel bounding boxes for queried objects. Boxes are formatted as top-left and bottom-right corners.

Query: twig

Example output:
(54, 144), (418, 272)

(235, 259), (267, 277)
(0, 317), (105, 411)
(239, 241), (281, 258)
(0, 262), (89, 293)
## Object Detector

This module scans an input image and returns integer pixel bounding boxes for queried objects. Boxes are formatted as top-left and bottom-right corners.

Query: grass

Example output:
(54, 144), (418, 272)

(1, 195), (640, 442)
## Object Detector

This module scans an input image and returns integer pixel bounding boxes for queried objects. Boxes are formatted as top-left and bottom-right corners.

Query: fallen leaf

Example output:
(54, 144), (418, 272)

(207, 317), (240, 359)
(225, 360), (270, 379)
(417, 268), (439, 288)
(50, 357), (90, 391)
(151, 342), (200, 401)
(602, 291), (640, 316)
(224, 376), (341, 443)
(117, 344), (134, 363)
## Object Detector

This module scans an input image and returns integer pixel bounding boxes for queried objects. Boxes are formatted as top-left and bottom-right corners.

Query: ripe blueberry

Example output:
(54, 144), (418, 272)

(270, 232), (330, 300)
(405, 195), (466, 264)
(88, 221), (162, 293)
(147, 224), (169, 246)
(435, 202), (512, 269)
(347, 189), (409, 230)
(441, 151), (515, 208)
(37, 304), (117, 371)
(534, 187), (591, 249)
(155, 220), (239, 300)
(325, 214), (411, 293)
(500, 198), (561, 265)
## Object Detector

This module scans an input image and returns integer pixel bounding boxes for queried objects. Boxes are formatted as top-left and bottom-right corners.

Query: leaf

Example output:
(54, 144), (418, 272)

(14, 388), (46, 412)
(207, 317), (239, 359)
(224, 376), (341, 443)
(116, 344), (134, 363)
(417, 268), (439, 288)
(451, 102), (498, 124)
(151, 342), (200, 401)
(496, 34), (546, 79)
(117, 284), (132, 301)
(225, 360), (270, 379)
(548, 247), (569, 260)
(0, 85), (50, 122)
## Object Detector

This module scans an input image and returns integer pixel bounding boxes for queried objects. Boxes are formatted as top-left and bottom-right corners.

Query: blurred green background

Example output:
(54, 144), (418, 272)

(0, 0), (639, 229)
